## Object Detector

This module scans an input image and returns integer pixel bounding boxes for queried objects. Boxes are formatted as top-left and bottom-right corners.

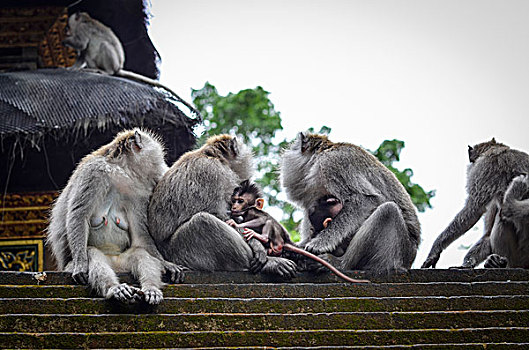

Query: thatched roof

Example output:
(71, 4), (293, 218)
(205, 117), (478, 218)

(0, 68), (200, 192)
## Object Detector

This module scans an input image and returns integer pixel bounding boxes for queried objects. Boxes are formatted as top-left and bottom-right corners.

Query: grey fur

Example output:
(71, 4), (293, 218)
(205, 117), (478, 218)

(422, 139), (529, 268)
(148, 135), (298, 278)
(280, 132), (421, 274)
(47, 129), (185, 304)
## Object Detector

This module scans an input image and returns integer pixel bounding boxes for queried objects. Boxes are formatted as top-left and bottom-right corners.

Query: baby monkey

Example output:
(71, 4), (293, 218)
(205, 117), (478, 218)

(227, 180), (369, 283)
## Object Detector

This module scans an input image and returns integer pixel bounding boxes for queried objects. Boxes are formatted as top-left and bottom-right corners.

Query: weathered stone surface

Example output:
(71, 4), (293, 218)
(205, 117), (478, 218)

(1, 269), (528, 348)
(2, 268), (529, 285)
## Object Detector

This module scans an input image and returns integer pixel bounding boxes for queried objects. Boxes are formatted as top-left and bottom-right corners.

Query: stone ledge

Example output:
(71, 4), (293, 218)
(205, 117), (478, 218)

(1, 268), (528, 285)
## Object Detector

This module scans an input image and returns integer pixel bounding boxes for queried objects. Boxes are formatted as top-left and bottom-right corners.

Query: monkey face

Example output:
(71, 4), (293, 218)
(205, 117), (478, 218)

(230, 193), (255, 216)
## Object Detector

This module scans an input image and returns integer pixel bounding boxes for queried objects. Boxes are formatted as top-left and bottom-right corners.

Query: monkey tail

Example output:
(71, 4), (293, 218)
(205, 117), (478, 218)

(284, 243), (370, 283)
(116, 70), (202, 120)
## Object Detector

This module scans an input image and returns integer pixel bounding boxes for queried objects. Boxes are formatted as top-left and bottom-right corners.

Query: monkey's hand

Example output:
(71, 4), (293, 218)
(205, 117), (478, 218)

(297, 254), (329, 274)
(261, 257), (298, 279)
(421, 247), (442, 269)
(226, 219), (239, 228)
(249, 249), (267, 274)
(161, 260), (186, 283)
(304, 235), (337, 255)
(243, 229), (269, 244)
(245, 234), (267, 274)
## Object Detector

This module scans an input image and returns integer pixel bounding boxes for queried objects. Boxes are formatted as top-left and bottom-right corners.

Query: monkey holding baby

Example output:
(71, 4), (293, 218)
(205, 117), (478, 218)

(47, 129), (185, 304)
(280, 132), (421, 274)
(148, 135), (297, 278)
(422, 138), (529, 269)
(227, 180), (369, 283)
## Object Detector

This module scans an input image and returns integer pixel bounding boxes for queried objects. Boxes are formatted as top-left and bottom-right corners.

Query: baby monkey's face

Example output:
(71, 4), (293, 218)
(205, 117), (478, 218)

(230, 193), (256, 216)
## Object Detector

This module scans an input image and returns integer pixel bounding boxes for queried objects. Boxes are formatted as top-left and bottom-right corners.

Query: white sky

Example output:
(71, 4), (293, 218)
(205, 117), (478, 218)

(148, 0), (529, 268)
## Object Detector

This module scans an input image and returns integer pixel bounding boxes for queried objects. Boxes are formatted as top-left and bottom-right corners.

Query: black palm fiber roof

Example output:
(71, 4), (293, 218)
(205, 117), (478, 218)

(0, 68), (199, 141)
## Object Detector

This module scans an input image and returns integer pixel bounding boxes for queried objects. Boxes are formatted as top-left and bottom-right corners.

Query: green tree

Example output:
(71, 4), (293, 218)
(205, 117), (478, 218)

(191, 82), (434, 241)
(191, 82), (294, 229)
(371, 140), (435, 212)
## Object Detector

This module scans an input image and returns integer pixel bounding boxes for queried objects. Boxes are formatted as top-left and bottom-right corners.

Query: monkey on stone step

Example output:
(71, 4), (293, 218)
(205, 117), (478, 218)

(47, 129), (185, 305)
(227, 180), (369, 283)
(148, 135), (298, 279)
(422, 138), (529, 269)
(281, 132), (421, 274)
(62, 12), (199, 117)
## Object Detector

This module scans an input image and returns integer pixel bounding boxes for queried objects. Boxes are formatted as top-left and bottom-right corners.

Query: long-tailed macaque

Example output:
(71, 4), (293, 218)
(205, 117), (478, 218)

(227, 180), (369, 283)
(280, 132), (421, 274)
(148, 135), (297, 278)
(47, 129), (185, 304)
(62, 12), (198, 116)
(422, 139), (529, 268)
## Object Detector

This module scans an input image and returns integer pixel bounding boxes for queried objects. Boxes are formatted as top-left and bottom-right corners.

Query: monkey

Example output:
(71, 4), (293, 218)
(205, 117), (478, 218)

(308, 195), (344, 236)
(47, 129), (185, 305)
(148, 135), (298, 279)
(227, 180), (289, 255)
(422, 138), (529, 269)
(62, 12), (199, 117)
(280, 132), (421, 274)
(227, 180), (369, 283)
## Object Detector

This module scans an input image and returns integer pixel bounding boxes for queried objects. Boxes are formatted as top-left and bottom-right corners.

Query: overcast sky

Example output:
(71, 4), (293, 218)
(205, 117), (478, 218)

(148, 0), (529, 268)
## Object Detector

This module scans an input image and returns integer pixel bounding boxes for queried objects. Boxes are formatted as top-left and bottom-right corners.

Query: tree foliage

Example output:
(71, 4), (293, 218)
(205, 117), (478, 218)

(191, 82), (434, 240)
(371, 140), (435, 212)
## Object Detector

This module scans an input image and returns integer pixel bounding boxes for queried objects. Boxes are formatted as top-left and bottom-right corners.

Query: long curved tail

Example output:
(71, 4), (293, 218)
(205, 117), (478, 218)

(284, 244), (370, 283)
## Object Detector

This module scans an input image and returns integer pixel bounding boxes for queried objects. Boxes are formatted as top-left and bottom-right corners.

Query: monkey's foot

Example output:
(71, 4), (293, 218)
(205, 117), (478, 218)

(484, 254), (508, 268)
(71, 270), (88, 285)
(162, 260), (187, 283)
(142, 287), (163, 305)
(107, 283), (142, 304)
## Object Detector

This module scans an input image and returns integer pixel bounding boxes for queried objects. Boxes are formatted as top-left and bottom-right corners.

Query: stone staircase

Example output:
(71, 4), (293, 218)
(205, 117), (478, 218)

(0, 269), (528, 348)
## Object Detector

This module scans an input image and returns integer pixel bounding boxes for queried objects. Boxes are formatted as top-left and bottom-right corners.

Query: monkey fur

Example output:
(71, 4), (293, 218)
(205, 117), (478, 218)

(47, 129), (185, 304)
(62, 12), (199, 117)
(148, 135), (297, 278)
(422, 138), (529, 269)
(280, 132), (421, 274)
(229, 180), (291, 255)
(228, 181), (369, 283)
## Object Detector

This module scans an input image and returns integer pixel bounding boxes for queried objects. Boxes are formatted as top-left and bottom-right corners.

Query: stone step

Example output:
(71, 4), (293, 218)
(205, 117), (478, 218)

(2, 269), (529, 285)
(2, 295), (528, 314)
(1, 327), (528, 348)
(1, 281), (528, 298)
(1, 310), (527, 333)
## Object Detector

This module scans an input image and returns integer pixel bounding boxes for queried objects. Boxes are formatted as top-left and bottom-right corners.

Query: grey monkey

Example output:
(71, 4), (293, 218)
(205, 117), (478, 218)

(62, 12), (199, 116)
(422, 138), (529, 268)
(280, 132), (421, 274)
(148, 135), (297, 278)
(47, 129), (185, 304)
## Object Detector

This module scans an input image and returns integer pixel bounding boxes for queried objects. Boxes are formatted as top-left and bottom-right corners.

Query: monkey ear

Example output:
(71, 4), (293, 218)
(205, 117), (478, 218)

(298, 132), (309, 152)
(491, 137), (496, 144)
(133, 131), (143, 150)
(256, 198), (265, 210)
(229, 137), (239, 155)
(323, 218), (332, 229)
